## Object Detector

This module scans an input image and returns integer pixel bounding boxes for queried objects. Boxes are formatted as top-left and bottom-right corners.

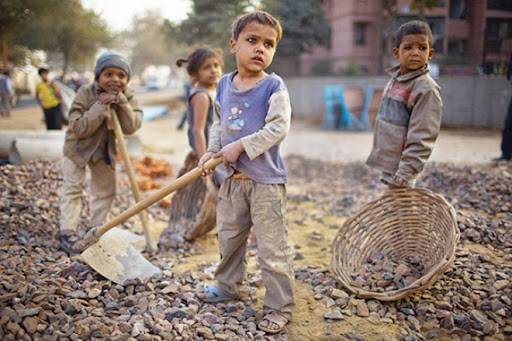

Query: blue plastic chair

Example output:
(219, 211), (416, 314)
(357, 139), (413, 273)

(347, 86), (373, 130)
(322, 85), (351, 129)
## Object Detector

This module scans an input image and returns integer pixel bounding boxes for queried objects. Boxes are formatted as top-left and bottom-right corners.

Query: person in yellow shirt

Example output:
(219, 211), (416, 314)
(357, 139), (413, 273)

(35, 67), (63, 129)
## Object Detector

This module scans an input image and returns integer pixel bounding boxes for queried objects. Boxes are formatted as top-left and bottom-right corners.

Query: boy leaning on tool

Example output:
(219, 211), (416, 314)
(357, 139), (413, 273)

(366, 20), (443, 188)
(59, 52), (143, 254)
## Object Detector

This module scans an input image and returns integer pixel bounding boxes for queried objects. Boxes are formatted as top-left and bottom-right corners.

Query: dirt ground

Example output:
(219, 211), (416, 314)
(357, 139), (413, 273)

(0, 95), (510, 340)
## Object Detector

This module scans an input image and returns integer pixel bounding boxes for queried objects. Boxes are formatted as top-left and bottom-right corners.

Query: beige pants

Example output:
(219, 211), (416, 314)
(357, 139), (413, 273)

(215, 177), (295, 316)
(60, 157), (116, 233)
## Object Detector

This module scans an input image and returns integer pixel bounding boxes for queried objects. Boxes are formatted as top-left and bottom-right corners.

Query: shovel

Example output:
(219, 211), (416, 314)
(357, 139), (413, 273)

(80, 157), (223, 284)
(111, 111), (155, 253)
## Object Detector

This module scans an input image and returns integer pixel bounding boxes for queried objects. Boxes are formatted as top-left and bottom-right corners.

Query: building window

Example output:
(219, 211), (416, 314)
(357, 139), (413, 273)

(449, 0), (467, 19)
(485, 18), (512, 53)
(487, 0), (512, 11)
(426, 17), (445, 53)
(448, 39), (468, 54)
(354, 22), (367, 46)
(320, 0), (333, 9)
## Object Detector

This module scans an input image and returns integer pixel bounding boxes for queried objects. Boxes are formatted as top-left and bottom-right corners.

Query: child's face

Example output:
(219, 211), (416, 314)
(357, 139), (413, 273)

(98, 67), (128, 94)
(230, 21), (278, 75)
(40, 71), (49, 81)
(196, 56), (222, 88)
(393, 34), (433, 74)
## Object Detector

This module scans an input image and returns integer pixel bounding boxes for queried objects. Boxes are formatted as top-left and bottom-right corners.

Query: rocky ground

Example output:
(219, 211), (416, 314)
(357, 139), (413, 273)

(0, 156), (511, 341)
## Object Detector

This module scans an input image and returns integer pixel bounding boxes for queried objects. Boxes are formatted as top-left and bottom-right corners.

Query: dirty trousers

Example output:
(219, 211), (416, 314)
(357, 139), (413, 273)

(60, 157), (116, 233)
(214, 177), (295, 316)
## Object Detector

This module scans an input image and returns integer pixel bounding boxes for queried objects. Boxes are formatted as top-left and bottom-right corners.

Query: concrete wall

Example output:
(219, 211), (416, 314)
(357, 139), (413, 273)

(285, 76), (511, 129)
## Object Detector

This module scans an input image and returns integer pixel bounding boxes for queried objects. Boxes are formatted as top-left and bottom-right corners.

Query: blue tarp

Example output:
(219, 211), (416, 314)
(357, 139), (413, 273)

(142, 106), (170, 121)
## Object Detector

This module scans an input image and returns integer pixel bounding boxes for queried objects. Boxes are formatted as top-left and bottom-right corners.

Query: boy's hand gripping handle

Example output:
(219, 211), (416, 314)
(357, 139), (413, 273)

(81, 157), (223, 250)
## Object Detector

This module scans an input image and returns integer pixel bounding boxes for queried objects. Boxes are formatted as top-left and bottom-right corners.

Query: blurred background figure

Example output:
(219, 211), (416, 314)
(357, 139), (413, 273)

(35, 67), (63, 130)
(0, 69), (15, 117)
(494, 52), (512, 162)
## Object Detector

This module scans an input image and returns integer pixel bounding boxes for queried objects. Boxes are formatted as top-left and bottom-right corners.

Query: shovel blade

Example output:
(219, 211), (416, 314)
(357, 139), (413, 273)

(81, 228), (161, 284)
(103, 227), (147, 251)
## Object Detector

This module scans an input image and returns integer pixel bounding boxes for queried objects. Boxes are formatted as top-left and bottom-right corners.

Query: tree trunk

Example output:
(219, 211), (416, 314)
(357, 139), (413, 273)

(2, 34), (8, 69)
(62, 52), (70, 78)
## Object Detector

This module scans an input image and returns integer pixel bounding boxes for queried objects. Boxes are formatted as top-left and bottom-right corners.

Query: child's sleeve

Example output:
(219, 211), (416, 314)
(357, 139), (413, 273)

(394, 85), (442, 184)
(115, 92), (143, 135)
(207, 100), (222, 153)
(240, 88), (292, 160)
(68, 87), (109, 139)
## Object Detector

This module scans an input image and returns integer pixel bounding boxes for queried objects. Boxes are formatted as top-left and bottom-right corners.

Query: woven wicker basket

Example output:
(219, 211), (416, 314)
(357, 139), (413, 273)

(331, 188), (459, 301)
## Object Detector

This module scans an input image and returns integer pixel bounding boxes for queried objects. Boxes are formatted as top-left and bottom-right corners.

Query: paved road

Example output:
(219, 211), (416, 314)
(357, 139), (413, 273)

(282, 122), (502, 164)
(136, 116), (502, 169)
(0, 90), (502, 166)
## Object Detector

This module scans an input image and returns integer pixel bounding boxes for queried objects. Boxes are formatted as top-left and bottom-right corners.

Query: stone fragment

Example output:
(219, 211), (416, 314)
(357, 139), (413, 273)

(324, 308), (344, 320)
(355, 301), (369, 317)
(22, 317), (39, 334)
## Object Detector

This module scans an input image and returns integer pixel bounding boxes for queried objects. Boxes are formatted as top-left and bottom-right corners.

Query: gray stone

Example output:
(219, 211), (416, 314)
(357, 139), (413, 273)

(324, 308), (344, 320)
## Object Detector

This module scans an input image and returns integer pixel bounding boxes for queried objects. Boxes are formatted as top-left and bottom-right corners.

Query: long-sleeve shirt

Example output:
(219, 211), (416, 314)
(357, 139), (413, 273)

(366, 65), (443, 186)
(208, 72), (292, 184)
(63, 82), (143, 168)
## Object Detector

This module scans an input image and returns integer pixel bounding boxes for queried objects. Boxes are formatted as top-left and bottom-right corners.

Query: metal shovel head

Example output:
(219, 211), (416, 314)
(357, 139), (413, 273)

(81, 227), (161, 284)
(103, 227), (147, 252)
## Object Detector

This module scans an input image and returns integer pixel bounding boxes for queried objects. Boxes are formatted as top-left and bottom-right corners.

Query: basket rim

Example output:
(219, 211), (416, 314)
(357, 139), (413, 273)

(330, 187), (459, 301)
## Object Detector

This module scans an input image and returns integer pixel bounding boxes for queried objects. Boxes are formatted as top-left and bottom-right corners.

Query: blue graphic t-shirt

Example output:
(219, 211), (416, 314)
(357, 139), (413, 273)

(216, 72), (289, 184)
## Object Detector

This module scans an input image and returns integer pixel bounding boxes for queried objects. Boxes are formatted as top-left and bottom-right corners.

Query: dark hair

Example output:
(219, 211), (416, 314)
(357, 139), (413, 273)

(176, 46), (224, 76)
(394, 20), (433, 48)
(38, 67), (49, 76)
(232, 10), (283, 43)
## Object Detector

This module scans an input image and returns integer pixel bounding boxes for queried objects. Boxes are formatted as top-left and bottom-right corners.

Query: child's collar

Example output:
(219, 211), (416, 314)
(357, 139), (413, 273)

(229, 70), (274, 92)
(387, 64), (429, 82)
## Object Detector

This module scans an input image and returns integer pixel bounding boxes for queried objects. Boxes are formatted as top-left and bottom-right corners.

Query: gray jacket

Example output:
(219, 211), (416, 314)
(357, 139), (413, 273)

(366, 65), (443, 187)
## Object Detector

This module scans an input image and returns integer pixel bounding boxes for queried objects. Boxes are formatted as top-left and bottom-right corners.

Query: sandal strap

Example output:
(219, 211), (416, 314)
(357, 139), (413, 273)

(263, 311), (288, 327)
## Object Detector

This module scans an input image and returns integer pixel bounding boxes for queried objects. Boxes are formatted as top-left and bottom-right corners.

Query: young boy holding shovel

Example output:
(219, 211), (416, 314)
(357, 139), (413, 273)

(60, 52), (143, 254)
(197, 11), (294, 334)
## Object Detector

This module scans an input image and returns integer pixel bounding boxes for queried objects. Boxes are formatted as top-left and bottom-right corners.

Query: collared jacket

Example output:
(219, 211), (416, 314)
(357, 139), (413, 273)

(63, 83), (143, 168)
(366, 65), (442, 186)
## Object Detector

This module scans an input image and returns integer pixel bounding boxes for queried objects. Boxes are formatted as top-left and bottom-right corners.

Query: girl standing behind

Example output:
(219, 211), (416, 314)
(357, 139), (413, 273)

(179, 48), (222, 158)
(160, 46), (223, 247)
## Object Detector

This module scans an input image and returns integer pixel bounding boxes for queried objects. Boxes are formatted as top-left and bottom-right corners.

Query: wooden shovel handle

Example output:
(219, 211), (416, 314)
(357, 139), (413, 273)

(86, 157), (223, 242)
(111, 111), (154, 251)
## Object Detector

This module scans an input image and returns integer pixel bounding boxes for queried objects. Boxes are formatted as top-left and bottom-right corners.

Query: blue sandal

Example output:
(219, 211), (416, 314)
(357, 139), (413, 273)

(197, 283), (236, 303)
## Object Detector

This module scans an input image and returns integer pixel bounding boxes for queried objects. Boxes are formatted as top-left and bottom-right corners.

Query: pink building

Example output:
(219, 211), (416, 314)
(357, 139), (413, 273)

(301, 0), (512, 75)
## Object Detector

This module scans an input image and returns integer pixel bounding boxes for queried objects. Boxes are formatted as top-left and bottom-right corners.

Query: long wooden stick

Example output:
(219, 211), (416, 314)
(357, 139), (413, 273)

(111, 112), (155, 252)
(82, 157), (223, 248)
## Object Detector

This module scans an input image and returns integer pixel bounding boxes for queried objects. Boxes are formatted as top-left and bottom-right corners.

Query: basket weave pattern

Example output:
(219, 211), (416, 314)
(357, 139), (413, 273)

(331, 188), (459, 301)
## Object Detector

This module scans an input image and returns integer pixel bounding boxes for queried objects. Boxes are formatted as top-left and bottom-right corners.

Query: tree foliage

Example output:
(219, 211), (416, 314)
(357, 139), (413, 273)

(0, 0), (53, 36)
(125, 10), (186, 74)
(171, 0), (329, 75)
(32, 1), (110, 73)
(262, 0), (330, 57)
(0, 0), (57, 66)
(261, 0), (330, 75)
(1, 0), (110, 73)
(173, 0), (256, 70)
(177, 0), (254, 48)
